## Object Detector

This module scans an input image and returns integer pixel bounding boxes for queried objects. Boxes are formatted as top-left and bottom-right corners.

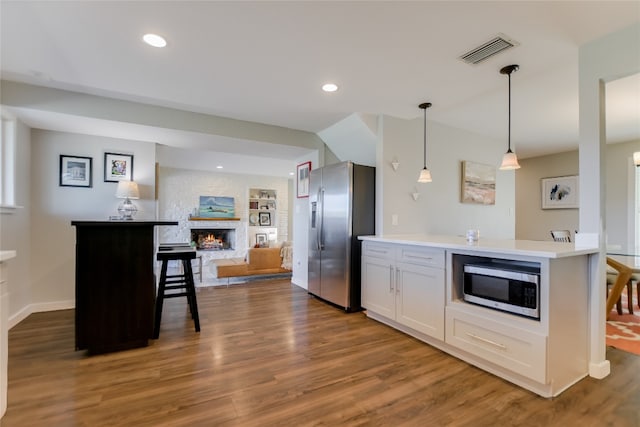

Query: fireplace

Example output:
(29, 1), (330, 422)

(191, 228), (235, 251)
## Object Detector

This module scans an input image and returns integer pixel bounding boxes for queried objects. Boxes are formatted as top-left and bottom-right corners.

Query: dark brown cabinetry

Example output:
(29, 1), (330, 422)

(71, 221), (177, 354)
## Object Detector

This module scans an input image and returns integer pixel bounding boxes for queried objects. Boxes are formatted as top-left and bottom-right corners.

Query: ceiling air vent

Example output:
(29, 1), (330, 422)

(459, 34), (519, 65)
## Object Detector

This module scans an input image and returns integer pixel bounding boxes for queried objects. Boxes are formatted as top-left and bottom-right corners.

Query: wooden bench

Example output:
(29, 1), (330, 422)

(212, 247), (291, 283)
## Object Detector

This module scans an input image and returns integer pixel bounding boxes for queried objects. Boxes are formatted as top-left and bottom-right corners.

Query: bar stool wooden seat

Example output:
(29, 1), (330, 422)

(154, 245), (200, 338)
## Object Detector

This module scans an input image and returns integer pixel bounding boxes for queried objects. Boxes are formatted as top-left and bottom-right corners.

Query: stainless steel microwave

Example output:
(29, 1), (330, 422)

(463, 262), (540, 319)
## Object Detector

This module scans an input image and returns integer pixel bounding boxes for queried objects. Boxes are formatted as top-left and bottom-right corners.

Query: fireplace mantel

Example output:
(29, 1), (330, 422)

(189, 217), (240, 221)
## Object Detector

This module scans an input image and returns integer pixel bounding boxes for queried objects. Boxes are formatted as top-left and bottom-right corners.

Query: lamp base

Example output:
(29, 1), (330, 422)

(118, 198), (138, 220)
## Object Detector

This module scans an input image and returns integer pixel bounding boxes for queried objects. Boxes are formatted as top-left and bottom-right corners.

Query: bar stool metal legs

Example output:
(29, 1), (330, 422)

(154, 248), (200, 338)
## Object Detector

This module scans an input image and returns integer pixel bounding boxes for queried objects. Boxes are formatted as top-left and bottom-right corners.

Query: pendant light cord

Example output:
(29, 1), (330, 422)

(423, 106), (427, 168)
(508, 72), (512, 153)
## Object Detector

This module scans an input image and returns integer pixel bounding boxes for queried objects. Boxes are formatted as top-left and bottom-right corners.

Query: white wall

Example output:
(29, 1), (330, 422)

(578, 22), (640, 378)
(30, 129), (157, 311)
(291, 151), (321, 290)
(379, 115), (515, 238)
(0, 118), (31, 327)
(605, 139), (640, 252)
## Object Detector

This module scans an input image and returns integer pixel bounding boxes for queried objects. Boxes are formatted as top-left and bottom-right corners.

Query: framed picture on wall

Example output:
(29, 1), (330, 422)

(104, 152), (134, 182)
(60, 155), (93, 187)
(460, 161), (496, 205)
(541, 175), (579, 209)
(259, 211), (271, 226)
(256, 233), (268, 247)
(297, 161), (311, 198)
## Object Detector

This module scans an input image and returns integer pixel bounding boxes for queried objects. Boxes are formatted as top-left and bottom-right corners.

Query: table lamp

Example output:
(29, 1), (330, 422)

(115, 180), (139, 220)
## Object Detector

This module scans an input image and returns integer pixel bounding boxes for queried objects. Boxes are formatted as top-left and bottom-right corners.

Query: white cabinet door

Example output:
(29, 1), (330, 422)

(362, 256), (395, 319)
(396, 262), (445, 340)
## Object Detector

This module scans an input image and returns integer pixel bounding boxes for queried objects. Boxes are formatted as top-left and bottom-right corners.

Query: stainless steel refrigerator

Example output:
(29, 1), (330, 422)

(308, 161), (375, 311)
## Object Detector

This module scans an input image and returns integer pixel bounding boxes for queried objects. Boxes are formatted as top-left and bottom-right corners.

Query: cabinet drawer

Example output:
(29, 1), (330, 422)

(363, 242), (394, 259)
(398, 246), (444, 268)
(445, 307), (547, 383)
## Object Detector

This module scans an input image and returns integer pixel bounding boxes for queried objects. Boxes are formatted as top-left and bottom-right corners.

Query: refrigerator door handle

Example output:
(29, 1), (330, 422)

(317, 187), (324, 250)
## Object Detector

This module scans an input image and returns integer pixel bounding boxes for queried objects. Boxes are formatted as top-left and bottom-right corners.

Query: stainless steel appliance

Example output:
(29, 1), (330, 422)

(463, 261), (540, 319)
(308, 161), (375, 311)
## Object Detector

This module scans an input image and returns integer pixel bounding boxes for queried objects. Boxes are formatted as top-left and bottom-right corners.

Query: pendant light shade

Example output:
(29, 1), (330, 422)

(417, 102), (433, 183)
(499, 65), (521, 171)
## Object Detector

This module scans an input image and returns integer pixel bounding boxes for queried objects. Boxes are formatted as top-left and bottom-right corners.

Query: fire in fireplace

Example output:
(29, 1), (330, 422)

(191, 228), (235, 251)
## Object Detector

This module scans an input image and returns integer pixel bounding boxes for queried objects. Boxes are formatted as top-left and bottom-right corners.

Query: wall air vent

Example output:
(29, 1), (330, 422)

(459, 34), (519, 65)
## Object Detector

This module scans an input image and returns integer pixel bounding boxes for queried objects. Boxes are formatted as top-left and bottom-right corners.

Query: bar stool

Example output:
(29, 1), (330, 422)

(154, 246), (201, 338)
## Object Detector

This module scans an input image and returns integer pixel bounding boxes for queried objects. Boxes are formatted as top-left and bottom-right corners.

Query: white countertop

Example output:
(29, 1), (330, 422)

(0, 251), (16, 262)
(359, 234), (599, 259)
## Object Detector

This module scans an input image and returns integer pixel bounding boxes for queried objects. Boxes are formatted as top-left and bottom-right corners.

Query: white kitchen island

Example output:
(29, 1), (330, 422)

(1, 250), (16, 419)
(359, 235), (599, 398)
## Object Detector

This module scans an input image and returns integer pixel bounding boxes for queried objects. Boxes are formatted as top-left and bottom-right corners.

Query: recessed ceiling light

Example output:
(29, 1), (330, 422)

(143, 33), (167, 48)
(322, 83), (338, 92)
(216, 165), (223, 169)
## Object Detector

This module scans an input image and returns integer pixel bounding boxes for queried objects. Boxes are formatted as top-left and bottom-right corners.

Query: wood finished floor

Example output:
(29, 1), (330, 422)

(4, 279), (640, 426)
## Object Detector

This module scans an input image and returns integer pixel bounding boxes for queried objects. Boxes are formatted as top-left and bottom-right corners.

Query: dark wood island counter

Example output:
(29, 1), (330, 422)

(71, 220), (178, 354)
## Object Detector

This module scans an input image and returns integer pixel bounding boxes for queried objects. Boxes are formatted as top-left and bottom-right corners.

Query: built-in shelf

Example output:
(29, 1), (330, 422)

(188, 217), (241, 221)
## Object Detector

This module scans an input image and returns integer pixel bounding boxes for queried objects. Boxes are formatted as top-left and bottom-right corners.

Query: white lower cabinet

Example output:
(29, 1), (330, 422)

(445, 305), (547, 383)
(362, 242), (445, 340)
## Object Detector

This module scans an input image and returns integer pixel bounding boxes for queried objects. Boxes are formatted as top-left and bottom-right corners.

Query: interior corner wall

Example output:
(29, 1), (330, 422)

(578, 22), (640, 377)
(379, 115), (515, 238)
(516, 150), (579, 241)
(30, 129), (157, 311)
(1, 118), (32, 327)
(291, 151), (320, 290)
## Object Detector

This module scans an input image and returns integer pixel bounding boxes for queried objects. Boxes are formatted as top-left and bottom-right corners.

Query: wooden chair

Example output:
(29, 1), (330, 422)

(606, 257), (634, 318)
(550, 230), (571, 242)
(606, 268), (634, 315)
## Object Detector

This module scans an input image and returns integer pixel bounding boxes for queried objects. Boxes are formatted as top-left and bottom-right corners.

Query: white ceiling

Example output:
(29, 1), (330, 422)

(1, 1), (639, 166)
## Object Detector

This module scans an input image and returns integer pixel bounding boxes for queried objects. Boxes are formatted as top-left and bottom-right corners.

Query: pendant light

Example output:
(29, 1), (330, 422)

(417, 102), (433, 183)
(499, 64), (521, 170)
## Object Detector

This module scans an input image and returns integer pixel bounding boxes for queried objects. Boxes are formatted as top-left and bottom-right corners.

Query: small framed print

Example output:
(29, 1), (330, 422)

(541, 175), (579, 209)
(256, 233), (268, 246)
(60, 155), (92, 187)
(297, 161), (311, 198)
(259, 211), (271, 226)
(104, 152), (134, 182)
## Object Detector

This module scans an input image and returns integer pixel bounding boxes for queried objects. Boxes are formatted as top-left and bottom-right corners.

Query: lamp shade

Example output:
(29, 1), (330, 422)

(115, 180), (140, 199)
(417, 167), (432, 183)
(634, 152), (640, 166)
(499, 150), (521, 170)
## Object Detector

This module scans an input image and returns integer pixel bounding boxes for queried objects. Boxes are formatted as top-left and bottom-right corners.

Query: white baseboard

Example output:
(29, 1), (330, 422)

(8, 300), (74, 330)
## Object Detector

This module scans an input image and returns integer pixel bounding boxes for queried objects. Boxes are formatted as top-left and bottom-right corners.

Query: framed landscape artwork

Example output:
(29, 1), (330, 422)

(60, 155), (92, 188)
(104, 152), (133, 182)
(460, 161), (496, 205)
(198, 196), (235, 218)
(541, 175), (579, 209)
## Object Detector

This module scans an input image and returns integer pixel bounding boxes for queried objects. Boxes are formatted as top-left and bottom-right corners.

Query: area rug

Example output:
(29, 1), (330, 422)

(606, 289), (640, 356)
